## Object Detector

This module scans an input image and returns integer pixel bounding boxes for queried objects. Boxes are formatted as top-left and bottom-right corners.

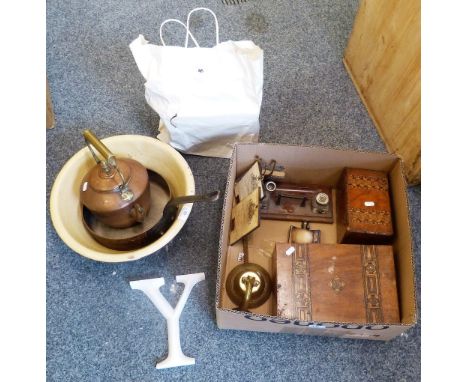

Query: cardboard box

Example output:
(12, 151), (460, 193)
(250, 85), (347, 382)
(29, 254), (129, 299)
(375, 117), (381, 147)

(215, 143), (417, 341)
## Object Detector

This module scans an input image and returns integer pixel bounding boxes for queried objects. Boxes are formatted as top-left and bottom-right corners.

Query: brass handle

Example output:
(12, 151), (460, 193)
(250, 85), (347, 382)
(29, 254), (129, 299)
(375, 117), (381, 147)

(83, 129), (116, 167)
(83, 129), (131, 199)
(239, 275), (255, 311)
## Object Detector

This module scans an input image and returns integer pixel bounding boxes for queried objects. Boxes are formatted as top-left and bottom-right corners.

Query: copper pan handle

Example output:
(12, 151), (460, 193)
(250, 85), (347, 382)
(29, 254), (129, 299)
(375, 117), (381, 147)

(83, 129), (116, 167)
(166, 190), (220, 207)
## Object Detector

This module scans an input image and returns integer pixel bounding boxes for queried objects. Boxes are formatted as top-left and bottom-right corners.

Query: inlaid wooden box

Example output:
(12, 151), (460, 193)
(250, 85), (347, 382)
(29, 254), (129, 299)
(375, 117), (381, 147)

(275, 243), (399, 324)
(336, 168), (393, 244)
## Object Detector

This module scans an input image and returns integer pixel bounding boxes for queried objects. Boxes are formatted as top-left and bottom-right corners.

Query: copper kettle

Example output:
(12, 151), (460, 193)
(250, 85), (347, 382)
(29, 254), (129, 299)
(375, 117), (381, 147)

(80, 130), (151, 228)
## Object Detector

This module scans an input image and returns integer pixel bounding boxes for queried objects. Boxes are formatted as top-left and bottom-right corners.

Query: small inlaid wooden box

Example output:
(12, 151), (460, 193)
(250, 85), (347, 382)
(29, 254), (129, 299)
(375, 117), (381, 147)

(336, 168), (394, 244)
(275, 243), (400, 324)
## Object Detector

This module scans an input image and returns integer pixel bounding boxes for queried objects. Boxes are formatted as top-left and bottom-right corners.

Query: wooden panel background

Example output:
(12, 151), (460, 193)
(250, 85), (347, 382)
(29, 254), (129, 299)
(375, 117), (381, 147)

(344, 0), (421, 185)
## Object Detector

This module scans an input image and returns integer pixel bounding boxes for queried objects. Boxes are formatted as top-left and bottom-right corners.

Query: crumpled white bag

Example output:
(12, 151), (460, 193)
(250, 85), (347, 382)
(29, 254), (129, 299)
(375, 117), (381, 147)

(130, 7), (263, 158)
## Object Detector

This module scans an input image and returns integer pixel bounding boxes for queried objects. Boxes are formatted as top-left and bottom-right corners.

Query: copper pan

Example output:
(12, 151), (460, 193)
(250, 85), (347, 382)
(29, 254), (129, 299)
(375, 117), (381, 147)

(82, 170), (219, 251)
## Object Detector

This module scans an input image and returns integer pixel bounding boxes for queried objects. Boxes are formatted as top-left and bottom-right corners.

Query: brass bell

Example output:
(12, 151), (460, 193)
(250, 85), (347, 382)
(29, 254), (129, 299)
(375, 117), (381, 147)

(225, 263), (272, 312)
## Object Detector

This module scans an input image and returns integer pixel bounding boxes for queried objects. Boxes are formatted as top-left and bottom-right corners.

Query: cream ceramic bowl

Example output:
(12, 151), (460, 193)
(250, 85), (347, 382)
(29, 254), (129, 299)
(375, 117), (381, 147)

(50, 135), (195, 262)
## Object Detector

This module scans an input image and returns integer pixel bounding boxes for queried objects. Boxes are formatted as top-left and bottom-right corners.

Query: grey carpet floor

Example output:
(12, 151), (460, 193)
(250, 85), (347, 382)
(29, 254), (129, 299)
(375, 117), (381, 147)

(46, 0), (421, 381)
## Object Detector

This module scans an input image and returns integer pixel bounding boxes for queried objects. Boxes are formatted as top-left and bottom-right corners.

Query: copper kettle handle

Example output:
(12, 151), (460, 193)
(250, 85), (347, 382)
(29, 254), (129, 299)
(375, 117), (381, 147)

(83, 129), (117, 167)
(83, 129), (131, 197)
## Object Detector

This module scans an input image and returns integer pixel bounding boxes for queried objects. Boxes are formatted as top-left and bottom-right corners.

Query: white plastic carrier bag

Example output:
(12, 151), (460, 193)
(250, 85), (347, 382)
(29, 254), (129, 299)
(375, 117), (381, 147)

(129, 7), (263, 158)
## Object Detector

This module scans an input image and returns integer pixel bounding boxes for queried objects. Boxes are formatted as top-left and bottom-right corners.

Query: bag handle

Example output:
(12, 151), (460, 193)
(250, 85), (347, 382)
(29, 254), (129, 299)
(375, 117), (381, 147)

(184, 7), (220, 48)
(160, 19), (200, 47)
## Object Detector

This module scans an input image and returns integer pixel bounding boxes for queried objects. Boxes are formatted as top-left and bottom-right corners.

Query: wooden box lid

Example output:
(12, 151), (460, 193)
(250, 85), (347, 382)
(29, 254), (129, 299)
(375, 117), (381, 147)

(275, 243), (400, 323)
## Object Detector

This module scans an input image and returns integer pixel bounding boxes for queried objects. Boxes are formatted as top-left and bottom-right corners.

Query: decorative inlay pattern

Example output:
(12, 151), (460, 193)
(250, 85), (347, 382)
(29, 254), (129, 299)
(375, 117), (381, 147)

(347, 174), (388, 191)
(329, 276), (345, 293)
(292, 245), (312, 321)
(349, 207), (392, 226)
(361, 245), (383, 323)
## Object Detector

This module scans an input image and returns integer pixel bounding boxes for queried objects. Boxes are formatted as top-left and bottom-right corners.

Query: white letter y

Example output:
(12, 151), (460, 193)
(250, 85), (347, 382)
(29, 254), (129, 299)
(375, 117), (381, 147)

(130, 273), (205, 369)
